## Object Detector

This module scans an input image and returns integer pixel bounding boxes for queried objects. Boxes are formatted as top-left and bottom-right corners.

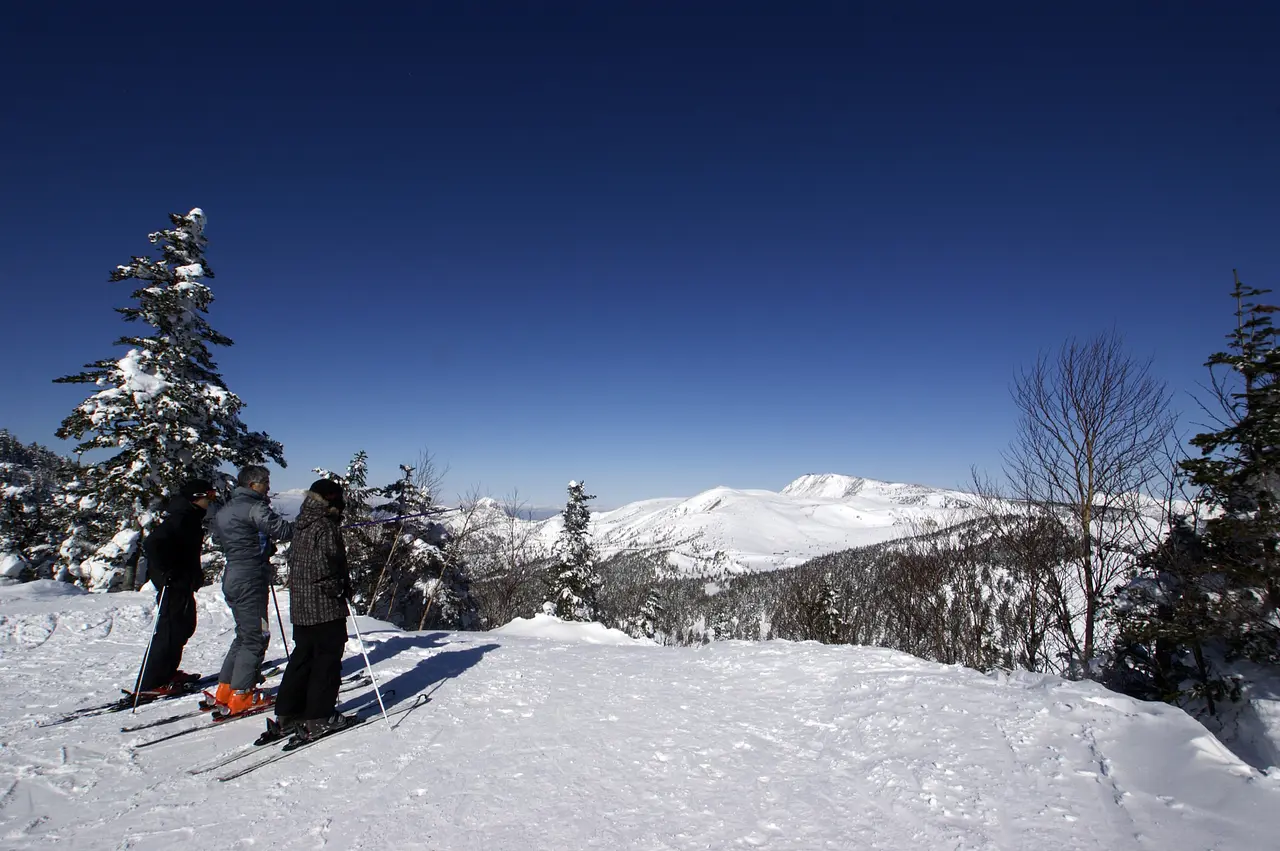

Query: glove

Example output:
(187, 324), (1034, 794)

(319, 577), (347, 600)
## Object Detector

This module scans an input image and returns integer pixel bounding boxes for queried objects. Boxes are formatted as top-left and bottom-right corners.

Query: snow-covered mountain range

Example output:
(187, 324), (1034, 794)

(535, 473), (981, 573)
(274, 473), (980, 574)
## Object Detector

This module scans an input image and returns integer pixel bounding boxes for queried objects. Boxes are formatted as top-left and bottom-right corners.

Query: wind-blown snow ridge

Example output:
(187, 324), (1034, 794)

(492, 612), (654, 645)
(0, 584), (1276, 849)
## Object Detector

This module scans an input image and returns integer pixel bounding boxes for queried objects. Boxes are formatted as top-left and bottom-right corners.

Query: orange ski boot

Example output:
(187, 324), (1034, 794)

(200, 682), (233, 712)
(216, 688), (274, 720)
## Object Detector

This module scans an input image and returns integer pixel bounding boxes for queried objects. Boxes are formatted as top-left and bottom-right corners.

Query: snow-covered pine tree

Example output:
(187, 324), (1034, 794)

(635, 585), (665, 642)
(53, 208), (285, 590)
(313, 450), (378, 524)
(370, 463), (433, 618)
(313, 450), (379, 608)
(0, 430), (73, 581)
(312, 452), (481, 629)
(52, 465), (114, 584)
(817, 572), (846, 644)
(1105, 518), (1240, 710)
(377, 461), (476, 630)
(417, 535), (481, 631)
(543, 480), (602, 621)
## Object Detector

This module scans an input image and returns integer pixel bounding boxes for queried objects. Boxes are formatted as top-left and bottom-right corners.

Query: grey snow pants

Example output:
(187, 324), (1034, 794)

(218, 568), (271, 691)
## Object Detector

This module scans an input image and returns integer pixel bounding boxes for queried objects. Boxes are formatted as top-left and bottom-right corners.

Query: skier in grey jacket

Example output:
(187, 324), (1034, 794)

(208, 464), (294, 716)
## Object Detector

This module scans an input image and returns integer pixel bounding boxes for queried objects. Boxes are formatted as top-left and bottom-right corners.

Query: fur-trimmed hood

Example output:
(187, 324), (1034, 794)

(296, 490), (342, 531)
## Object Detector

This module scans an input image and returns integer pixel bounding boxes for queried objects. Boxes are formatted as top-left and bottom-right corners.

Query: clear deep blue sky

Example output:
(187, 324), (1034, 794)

(2, 2), (1277, 509)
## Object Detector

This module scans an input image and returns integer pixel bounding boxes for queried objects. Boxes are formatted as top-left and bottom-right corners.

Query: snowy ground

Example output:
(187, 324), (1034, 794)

(1, 581), (1278, 850)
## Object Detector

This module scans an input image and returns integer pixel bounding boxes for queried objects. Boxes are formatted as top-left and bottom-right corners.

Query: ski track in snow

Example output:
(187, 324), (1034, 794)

(0, 582), (1276, 850)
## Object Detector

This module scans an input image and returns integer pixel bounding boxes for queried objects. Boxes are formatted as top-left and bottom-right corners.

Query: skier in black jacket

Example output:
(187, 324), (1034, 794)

(138, 478), (217, 695)
(271, 479), (356, 742)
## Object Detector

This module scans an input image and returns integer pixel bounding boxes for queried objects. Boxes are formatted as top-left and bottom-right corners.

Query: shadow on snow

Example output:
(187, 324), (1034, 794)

(335, 631), (500, 711)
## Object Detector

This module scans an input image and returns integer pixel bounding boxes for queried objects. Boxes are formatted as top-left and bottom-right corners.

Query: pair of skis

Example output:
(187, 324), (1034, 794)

(194, 693), (428, 782)
(35, 673), (220, 728)
(117, 666), (294, 734)
(38, 661), (292, 729)
(129, 672), (374, 746)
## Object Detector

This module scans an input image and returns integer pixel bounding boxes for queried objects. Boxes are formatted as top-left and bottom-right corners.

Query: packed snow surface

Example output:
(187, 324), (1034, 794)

(2, 583), (1276, 850)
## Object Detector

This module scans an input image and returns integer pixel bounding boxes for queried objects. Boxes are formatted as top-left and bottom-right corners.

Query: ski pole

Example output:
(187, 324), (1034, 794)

(416, 550), (454, 630)
(347, 604), (390, 725)
(368, 527), (404, 617)
(270, 585), (291, 661)
(131, 585), (167, 713)
(341, 510), (437, 530)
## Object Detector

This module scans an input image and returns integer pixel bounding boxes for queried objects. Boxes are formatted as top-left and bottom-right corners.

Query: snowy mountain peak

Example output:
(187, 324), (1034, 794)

(671, 486), (753, 516)
(780, 473), (871, 500)
(780, 473), (974, 509)
(527, 475), (985, 576)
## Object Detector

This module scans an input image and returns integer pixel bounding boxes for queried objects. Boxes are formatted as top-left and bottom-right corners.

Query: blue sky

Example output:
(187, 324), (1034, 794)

(3, 2), (1278, 509)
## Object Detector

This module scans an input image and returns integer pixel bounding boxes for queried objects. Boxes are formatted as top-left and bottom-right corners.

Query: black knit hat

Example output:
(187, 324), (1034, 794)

(180, 478), (214, 499)
(310, 479), (344, 503)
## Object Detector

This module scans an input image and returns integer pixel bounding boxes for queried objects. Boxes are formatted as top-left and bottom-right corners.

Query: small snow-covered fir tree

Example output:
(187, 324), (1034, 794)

(634, 585), (665, 641)
(52, 466), (112, 584)
(381, 463), (433, 518)
(381, 462), (479, 631)
(543, 480), (602, 621)
(312, 453), (479, 629)
(313, 450), (379, 607)
(53, 208), (285, 589)
(313, 450), (378, 524)
(817, 572), (846, 645)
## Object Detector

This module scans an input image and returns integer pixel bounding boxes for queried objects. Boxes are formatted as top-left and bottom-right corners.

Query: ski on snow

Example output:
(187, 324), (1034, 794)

(215, 693), (428, 782)
(187, 692), (392, 777)
(119, 666), (292, 733)
(38, 662), (287, 729)
(120, 667), (346, 734)
(36, 675), (219, 728)
(131, 674), (374, 748)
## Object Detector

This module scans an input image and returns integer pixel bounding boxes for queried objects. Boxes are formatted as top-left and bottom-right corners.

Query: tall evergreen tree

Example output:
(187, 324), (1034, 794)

(544, 480), (602, 621)
(1181, 272), (1280, 663)
(53, 208), (285, 589)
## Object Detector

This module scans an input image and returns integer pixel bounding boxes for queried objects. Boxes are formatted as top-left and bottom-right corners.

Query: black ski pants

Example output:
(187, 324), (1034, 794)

(140, 586), (197, 691)
(276, 619), (347, 721)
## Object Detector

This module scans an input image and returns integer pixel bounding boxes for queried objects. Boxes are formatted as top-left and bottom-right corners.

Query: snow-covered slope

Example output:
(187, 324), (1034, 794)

(2, 582), (1276, 849)
(538, 473), (981, 572)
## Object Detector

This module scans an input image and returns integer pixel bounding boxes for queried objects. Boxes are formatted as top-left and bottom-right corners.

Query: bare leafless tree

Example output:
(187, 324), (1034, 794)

(462, 489), (551, 627)
(1004, 331), (1175, 676)
(966, 467), (1077, 672)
